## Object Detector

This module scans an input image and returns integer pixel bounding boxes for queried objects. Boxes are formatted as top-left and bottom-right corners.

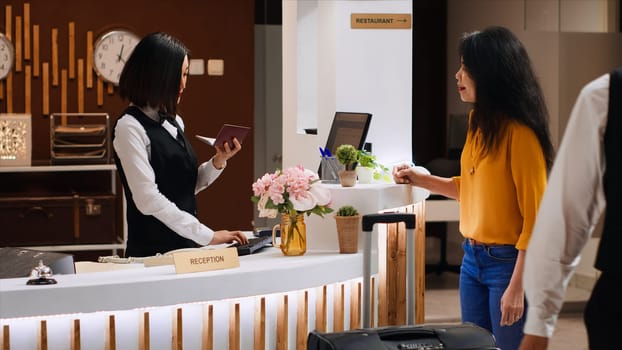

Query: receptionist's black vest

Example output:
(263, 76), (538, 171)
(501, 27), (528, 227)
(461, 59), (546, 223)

(113, 106), (199, 257)
(595, 68), (622, 273)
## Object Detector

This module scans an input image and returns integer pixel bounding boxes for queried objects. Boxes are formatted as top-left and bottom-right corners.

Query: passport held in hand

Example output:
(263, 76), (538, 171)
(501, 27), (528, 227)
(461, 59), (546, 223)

(196, 124), (251, 149)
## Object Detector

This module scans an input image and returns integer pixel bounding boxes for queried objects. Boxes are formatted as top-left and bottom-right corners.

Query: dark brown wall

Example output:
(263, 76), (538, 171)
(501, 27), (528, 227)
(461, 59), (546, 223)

(1, 1), (255, 232)
(413, 0), (447, 166)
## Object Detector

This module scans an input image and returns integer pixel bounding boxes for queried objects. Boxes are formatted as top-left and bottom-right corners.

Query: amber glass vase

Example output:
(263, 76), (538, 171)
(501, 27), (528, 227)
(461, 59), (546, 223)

(272, 213), (307, 256)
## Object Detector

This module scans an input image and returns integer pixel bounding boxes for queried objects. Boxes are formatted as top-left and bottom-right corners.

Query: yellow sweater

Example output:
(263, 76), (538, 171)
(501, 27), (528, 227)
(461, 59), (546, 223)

(453, 119), (547, 250)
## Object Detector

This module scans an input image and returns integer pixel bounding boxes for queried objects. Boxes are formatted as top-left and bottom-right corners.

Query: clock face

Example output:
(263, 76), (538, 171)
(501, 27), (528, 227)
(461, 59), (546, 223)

(0, 34), (15, 80)
(93, 30), (140, 85)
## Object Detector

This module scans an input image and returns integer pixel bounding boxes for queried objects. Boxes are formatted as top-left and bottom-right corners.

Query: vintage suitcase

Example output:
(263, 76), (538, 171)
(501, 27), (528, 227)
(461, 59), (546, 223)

(307, 323), (497, 350)
(0, 194), (119, 246)
(50, 113), (111, 164)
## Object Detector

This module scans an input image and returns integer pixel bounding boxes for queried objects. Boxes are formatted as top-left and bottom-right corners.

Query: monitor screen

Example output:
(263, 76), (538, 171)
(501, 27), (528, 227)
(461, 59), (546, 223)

(319, 112), (372, 179)
(324, 112), (372, 155)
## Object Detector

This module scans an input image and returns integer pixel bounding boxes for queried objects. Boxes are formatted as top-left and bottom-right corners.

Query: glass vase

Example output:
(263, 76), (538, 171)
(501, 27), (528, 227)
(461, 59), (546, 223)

(272, 213), (307, 256)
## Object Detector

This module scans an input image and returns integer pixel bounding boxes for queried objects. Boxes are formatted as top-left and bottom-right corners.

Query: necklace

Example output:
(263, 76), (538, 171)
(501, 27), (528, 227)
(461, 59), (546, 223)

(468, 131), (482, 175)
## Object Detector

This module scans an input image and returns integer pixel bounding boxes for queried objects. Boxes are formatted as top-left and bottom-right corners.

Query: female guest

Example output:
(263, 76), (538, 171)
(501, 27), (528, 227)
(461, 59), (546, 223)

(394, 26), (553, 350)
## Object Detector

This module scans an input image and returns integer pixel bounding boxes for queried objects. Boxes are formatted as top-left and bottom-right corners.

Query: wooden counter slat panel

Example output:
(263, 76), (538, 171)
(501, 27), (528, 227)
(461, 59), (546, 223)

(333, 283), (345, 332)
(315, 285), (327, 332)
(253, 297), (265, 350)
(106, 315), (116, 350)
(349, 280), (361, 329)
(202, 304), (213, 350)
(414, 202), (427, 324)
(139, 312), (149, 350)
(276, 295), (288, 350)
(296, 290), (308, 350)
(38, 320), (48, 350)
(71, 319), (80, 350)
(1, 324), (9, 350)
(172, 308), (182, 350)
(228, 303), (239, 350)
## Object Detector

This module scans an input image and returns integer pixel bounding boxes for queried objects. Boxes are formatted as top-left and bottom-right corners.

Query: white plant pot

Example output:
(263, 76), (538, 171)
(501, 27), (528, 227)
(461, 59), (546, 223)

(356, 166), (374, 184)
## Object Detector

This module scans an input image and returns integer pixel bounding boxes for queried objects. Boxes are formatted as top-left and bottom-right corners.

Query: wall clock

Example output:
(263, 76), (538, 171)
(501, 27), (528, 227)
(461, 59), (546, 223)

(93, 29), (140, 85)
(0, 33), (15, 80)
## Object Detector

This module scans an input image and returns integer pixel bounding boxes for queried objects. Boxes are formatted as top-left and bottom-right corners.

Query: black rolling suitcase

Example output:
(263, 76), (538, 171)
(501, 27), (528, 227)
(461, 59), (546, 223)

(307, 323), (498, 350)
(308, 213), (498, 350)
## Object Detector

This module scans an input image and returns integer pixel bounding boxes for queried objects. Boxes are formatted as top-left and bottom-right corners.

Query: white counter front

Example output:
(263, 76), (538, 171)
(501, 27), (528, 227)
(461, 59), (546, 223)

(0, 248), (363, 319)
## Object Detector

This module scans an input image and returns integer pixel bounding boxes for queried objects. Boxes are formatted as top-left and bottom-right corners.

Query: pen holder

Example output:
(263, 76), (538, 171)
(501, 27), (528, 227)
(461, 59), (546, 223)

(320, 157), (343, 183)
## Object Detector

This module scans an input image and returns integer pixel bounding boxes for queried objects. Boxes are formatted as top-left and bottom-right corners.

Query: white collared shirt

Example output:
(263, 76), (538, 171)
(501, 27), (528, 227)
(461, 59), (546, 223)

(523, 73), (610, 337)
(113, 108), (224, 246)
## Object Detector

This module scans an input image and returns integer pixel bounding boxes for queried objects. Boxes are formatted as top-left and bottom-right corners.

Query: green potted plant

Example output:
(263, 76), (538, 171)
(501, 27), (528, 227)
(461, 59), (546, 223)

(335, 144), (358, 187)
(356, 149), (376, 184)
(356, 149), (392, 184)
(334, 205), (360, 253)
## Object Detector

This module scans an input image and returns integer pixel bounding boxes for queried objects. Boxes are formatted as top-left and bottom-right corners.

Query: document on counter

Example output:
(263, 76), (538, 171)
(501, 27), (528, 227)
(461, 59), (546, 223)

(196, 124), (250, 149)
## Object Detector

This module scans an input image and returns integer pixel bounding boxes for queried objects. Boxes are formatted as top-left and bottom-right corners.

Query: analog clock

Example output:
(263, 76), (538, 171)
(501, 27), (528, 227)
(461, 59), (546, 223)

(93, 29), (140, 85)
(0, 33), (15, 80)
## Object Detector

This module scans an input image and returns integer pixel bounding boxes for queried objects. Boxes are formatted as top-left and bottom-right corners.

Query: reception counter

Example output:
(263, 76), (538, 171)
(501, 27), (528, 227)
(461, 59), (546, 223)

(0, 249), (366, 319)
(0, 183), (429, 350)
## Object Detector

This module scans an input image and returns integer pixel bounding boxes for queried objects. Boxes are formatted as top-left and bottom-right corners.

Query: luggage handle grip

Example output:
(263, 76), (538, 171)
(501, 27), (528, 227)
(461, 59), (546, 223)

(362, 213), (415, 231)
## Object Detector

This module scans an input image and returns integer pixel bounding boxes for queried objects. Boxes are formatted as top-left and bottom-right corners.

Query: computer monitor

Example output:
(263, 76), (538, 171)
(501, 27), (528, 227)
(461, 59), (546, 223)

(319, 112), (372, 179)
(324, 111), (372, 155)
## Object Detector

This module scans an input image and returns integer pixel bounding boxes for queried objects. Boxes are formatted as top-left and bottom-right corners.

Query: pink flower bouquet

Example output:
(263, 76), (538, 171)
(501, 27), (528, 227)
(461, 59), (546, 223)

(251, 165), (333, 218)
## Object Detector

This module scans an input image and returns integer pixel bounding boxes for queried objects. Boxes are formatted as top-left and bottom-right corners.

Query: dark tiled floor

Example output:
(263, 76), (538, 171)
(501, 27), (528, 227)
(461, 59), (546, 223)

(424, 270), (589, 350)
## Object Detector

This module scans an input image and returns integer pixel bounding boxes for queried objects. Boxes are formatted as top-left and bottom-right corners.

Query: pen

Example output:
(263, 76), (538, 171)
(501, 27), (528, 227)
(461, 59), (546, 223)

(319, 147), (332, 158)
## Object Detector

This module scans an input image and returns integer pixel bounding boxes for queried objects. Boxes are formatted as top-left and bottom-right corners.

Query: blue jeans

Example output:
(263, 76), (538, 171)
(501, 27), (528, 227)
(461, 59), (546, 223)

(460, 240), (525, 350)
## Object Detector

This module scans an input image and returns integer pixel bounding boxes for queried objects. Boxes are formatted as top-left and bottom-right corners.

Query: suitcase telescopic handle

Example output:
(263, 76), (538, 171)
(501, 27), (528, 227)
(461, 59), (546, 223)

(362, 213), (416, 231)
(362, 212), (417, 328)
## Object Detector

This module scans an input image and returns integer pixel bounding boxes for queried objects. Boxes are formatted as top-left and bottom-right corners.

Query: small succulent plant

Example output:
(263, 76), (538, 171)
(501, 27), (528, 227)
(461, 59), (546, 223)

(335, 144), (358, 171)
(336, 205), (359, 217)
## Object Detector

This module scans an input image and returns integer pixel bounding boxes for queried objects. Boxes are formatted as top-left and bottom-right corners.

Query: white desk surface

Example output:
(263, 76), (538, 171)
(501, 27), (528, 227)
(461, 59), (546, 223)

(0, 248), (365, 319)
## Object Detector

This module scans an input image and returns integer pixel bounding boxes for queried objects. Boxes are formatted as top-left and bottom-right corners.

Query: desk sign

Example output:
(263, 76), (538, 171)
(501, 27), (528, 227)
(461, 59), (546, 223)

(351, 13), (411, 29)
(173, 248), (239, 274)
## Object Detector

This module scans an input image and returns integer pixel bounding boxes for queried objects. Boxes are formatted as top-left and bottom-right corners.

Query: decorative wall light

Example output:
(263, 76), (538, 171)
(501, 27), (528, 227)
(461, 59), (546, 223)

(0, 113), (32, 166)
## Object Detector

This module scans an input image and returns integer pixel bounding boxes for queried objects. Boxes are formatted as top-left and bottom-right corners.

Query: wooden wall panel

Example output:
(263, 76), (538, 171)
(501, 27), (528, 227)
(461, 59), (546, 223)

(0, 0), (255, 233)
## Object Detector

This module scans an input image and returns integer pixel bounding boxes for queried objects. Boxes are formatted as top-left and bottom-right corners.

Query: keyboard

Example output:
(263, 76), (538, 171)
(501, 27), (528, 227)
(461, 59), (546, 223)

(234, 236), (272, 256)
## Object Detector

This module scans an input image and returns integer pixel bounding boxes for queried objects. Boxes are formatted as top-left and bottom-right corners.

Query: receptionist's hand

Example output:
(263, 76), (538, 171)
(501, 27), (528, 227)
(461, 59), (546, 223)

(210, 230), (248, 245)
(213, 138), (242, 169)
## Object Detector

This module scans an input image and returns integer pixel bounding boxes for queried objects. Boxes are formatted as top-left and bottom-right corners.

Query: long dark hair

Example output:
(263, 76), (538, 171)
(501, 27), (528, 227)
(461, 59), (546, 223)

(459, 26), (554, 170)
(119, 32), (189, 120)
